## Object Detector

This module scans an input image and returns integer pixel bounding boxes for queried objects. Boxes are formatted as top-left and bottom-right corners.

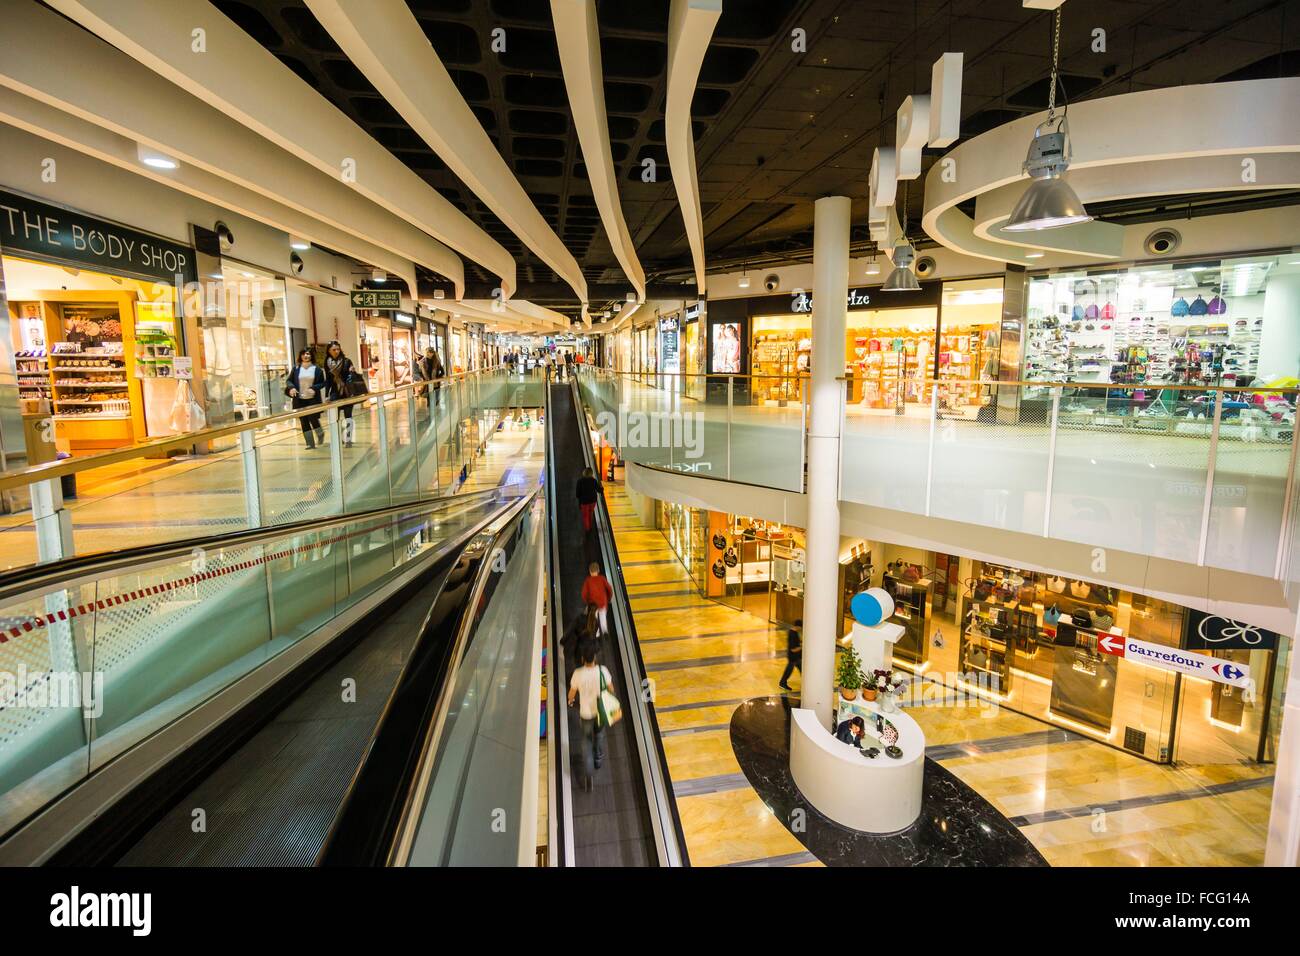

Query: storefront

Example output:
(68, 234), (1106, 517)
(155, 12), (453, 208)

(650, 489), (1284, 766)
(682, 302), (704, 398)
(1022, 255), (1299, 391)
(391, 310), (415, 385)
(0, 188), (198, 453)
(357, 312), (393, 393)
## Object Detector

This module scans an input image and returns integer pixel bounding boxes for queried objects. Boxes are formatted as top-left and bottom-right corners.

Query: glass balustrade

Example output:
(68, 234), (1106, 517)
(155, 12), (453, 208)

(0, 369), (517, 572)
(578, 368), (1298, 579)
(0, 490), (515, 839)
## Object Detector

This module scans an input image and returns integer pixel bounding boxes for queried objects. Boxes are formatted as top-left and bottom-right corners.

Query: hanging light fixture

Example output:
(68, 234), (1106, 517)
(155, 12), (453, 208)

(738, 261), (750, 289)
(883, 185), (920, 292)
(882, 240), (921, 292)
(865, 252), (881, 276)
(1004, 7), (1092, 233)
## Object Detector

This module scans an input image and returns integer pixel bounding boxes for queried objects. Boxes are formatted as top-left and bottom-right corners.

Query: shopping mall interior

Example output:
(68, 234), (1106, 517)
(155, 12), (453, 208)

(0, 0), (1298, 911)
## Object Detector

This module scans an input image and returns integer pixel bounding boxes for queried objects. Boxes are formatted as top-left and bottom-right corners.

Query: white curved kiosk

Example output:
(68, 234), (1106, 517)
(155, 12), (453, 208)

(789, 608), (926, 833)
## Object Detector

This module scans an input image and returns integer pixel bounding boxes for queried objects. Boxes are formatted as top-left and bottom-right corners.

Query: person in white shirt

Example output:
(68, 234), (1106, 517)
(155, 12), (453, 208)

(567, 642), (613, 790)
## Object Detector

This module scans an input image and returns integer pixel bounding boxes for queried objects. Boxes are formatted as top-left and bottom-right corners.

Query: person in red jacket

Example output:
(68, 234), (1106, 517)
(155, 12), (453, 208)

(581, 563), (613, 636)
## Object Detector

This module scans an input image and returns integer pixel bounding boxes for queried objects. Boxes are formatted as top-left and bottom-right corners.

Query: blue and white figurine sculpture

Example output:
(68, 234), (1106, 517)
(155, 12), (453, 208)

(848, 587), (905, 675)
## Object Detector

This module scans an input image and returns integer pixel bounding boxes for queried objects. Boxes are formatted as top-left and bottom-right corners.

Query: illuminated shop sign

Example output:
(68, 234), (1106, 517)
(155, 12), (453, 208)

(0, 188), (197, 284)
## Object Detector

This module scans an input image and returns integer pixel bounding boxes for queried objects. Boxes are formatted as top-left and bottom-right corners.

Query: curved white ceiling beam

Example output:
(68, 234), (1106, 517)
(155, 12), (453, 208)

(973, 154), (1300, 258)
(666, 0), (721, 296)
(551, 0), (646, 311)
(0, 1), (452, 294)
(463, 299), (570, 332)
(437, 300), (533, 334)
(42, 0), (514, 297)
(923, 78), (1300, 265)
(0, 92), (418, 294)
(303, 0), (588, 309)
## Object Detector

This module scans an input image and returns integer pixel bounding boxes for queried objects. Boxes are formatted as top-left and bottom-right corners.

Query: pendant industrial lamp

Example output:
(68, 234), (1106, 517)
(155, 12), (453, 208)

(1003, 7), (1092, 232)
(883, 185), (921, 292)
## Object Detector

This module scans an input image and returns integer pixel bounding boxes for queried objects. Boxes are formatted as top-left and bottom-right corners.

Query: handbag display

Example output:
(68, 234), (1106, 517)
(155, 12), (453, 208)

(1046, 575), (1066, 594)
(1069, 580), (1091, 599)
(596, 667), (622, 729)
(1044, 604), (1062, 626)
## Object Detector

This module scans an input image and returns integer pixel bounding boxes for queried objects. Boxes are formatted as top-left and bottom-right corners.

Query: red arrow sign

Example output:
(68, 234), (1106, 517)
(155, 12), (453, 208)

(1098, 634), (1126, 657)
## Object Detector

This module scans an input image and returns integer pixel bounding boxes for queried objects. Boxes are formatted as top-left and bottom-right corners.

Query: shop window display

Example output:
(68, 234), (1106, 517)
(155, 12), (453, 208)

(1023, 256), (1297, 427)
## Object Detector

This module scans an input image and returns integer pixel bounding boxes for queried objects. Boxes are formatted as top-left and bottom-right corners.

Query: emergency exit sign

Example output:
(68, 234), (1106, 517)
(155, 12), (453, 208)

(350, 289), (401, 309)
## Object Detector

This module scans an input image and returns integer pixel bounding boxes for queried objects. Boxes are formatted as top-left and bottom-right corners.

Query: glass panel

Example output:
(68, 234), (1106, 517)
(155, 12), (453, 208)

(1049, 384), (1210, 562)
(384, 395), (419, 505)
(88, 541), (274, 772)
(930, 382), (1051, 535)
(0, 578), (98, 836)
(405, 501), (543, 866)
(1204, 406), (1293, 576)
(341, 397), (390, 514)
(842, 380), (929, 513)
(254, 413), (339, 525)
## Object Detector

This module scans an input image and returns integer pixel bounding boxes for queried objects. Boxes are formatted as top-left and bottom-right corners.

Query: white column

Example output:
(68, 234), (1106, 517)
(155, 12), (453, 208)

(803, 195), (850, 728)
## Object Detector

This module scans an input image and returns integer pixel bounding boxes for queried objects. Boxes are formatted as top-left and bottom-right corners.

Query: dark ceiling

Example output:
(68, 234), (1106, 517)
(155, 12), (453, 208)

(212, 0), (1300, 318)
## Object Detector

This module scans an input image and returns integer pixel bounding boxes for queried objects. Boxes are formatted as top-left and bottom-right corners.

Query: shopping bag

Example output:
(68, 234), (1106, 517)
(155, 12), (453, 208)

(596, 667), (622, 729)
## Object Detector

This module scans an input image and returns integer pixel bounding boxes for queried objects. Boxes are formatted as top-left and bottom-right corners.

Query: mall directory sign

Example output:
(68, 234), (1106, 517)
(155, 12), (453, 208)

(350, 289), (402, 309)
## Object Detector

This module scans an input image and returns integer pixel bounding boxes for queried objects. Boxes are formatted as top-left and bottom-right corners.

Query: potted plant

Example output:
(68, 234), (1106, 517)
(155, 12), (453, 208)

(836, 646), (862, 701)
(861, 672), (879, 701)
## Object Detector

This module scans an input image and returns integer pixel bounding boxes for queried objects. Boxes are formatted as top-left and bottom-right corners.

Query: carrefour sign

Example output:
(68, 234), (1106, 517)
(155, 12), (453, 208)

(1097, 633), (1251, 688)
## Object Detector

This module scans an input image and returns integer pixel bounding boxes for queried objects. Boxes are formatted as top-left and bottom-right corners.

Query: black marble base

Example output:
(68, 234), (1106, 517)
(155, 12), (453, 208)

(730, 696), (1048, 867)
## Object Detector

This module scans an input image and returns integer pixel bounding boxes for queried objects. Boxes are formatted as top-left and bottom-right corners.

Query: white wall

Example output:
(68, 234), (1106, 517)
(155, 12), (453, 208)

(1260, 273), (1300, 383)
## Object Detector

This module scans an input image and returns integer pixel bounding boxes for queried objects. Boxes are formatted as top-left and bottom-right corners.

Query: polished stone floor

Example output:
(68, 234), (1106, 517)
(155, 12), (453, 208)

(605, 481), (1274, 867)
(730, 695), (1047, 866)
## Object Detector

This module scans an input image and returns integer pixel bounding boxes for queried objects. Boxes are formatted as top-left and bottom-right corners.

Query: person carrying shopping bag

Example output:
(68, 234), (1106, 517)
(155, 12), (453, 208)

(567, 641), (620, 790)
(285, 348), (327, 449)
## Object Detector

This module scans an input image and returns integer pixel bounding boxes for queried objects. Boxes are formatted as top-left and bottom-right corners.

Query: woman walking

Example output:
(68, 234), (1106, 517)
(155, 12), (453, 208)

(286, 348), (327, 449)
(323, 340), (360, 447)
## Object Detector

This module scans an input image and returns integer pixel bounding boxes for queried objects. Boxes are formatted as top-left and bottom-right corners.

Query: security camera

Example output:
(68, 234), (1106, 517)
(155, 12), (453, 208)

(914, 256), (937, 278)
(763, 274), (780, 292)
(215, 221), (235, 249)
(1144, 229), (1181, 256)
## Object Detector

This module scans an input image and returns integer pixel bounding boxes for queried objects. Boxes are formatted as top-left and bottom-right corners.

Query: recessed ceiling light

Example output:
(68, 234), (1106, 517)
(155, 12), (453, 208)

(137, 142), (180, 170)
(1025, 252), (1045, 259)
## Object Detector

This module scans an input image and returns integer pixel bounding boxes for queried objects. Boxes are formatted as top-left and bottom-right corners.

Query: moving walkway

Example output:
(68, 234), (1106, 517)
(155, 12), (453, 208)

(0, 485), (547, 865)
(544, 377), (687, 866)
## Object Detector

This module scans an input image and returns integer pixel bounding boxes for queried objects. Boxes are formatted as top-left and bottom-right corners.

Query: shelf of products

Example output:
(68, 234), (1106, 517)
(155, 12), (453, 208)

(751, 327), (809, 404)
(883, 571), (930, 666)
(15, 349), (51, 411)
(51, 309), (130, 421)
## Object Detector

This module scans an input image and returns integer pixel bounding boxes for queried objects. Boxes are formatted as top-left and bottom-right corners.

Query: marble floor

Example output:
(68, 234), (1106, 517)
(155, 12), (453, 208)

(604, 482), (1274, 867)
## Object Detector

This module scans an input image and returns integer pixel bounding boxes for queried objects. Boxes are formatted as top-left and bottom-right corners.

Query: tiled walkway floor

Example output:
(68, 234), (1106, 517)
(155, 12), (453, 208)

(605, 482), (1274, 867)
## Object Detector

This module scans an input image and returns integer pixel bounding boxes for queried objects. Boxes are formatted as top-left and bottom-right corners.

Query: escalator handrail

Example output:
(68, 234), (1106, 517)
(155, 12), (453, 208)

(383, 487), (540, 866)
(542, 380), (576, 866)
(0, 486), (511, 603)
(565, 376), (690, 866)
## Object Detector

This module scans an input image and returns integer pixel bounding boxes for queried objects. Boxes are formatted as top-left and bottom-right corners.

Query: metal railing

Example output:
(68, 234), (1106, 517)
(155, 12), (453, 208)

(579, 367), (1300, 579)
(0, 365), (524, 572)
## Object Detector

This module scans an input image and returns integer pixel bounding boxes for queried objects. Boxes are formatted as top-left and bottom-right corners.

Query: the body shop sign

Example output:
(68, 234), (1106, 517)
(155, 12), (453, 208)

(0, 189), (196, 284)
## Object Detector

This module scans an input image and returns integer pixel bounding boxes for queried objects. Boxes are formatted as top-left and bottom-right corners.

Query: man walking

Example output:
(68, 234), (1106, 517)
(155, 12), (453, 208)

(779, 618), (803, 691)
